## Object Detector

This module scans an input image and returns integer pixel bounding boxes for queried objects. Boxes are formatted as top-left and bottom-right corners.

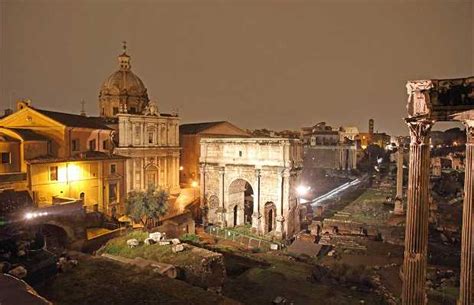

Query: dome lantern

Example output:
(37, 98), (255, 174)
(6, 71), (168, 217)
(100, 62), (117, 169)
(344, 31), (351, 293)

(98, 42), (149, 119)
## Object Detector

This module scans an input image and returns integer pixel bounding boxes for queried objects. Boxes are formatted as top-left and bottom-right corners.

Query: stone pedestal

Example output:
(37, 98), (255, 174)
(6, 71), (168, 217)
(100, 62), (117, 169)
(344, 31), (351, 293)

(458, 125), (473, 305)
(217, 207), (227, 228)
(251, 212), (261, 233)
(401, 120), (433, 305)
(275, 215), (285, 239)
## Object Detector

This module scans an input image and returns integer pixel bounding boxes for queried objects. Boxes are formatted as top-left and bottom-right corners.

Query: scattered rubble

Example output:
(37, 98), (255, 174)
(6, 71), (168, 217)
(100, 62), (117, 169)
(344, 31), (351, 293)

(126, 239), (139, 248)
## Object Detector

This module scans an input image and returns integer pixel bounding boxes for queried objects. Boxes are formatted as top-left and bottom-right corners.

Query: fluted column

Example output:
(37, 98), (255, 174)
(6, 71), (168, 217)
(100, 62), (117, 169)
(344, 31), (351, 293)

(458, 123), (474, 305)
(402, 119), (433, 305)
(275, 169), (289, 239)
(395, 148), (405, 215)
(199, 164), (207, 226)
(252, 169), (261, 233)
(217, 167), (227, 227)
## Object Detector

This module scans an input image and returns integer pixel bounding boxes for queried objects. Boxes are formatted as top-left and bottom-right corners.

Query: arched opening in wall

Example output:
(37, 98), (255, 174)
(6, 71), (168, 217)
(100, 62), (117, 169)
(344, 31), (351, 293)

(80, 192), (85, 203)
(264, 202), (276, 233)
(145, 164), (159, 189)
(233, 205), (238, 227)
(228, 179), (253, 227)
(39, 224), (69, 254)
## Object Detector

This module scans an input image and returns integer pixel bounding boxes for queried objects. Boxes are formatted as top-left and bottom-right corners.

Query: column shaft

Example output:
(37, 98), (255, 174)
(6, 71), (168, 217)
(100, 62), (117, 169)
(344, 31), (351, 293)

(402, 120), (432, 305)
(458, 126), (474, 305)
(395, 149), (405, 215)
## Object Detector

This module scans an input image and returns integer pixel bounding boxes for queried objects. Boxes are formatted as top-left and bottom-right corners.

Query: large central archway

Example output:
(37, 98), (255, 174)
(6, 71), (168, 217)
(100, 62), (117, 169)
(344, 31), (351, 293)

(228, 179), (253, 227)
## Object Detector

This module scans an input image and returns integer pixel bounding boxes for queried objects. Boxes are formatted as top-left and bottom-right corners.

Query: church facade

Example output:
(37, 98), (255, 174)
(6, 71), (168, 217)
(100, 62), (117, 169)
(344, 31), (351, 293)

(99, 44), (180, 194)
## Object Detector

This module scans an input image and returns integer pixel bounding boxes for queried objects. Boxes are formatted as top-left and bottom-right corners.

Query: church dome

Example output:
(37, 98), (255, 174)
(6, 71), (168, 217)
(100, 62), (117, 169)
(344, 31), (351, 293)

(99, 69), (148, 98)
(98, 43), (150, 118)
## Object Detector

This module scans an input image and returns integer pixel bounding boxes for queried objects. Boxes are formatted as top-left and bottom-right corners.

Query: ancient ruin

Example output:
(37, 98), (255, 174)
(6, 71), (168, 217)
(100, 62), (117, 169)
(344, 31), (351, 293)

(402, 76), (473, 305)
(199, 137), (303, 239)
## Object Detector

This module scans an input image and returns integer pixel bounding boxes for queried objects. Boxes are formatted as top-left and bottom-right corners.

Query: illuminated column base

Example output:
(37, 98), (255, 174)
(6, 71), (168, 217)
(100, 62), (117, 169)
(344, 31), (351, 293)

(217, 207), (227, 228)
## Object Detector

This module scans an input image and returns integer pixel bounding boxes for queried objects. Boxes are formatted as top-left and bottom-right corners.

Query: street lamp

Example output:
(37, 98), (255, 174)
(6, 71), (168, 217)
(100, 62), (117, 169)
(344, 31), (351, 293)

(191, 180), (198, 200)
(296, 185), (310, 197)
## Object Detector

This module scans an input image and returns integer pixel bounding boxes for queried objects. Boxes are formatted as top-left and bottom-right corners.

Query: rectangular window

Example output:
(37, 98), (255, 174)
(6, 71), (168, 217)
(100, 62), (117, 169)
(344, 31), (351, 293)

(110, 164), (116, 174)
(72, 139), (80, 151)
(1, 152), (10, 164)
(130, 107), (136, 114)
(148, 132), (154, 144)
(89, 139), (96, 151)
(102, 140), (108, 150)
(113, 107), (119, 115)
(108, 183), (117, 203)
(50, 166), (58, 181)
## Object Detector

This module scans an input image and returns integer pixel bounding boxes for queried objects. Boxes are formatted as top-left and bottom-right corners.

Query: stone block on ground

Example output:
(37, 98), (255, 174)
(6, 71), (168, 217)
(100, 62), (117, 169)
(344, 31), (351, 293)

(172, 244), (185, 253)
(149, 232), (163, 242)
(126, 239), (139, 248)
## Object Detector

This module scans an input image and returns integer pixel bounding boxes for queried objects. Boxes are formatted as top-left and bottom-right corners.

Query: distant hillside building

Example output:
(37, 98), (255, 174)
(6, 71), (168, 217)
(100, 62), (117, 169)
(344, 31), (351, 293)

(301, 122), (357, 171)
(356, 119), (391, 149)
(179, 121), (250, 186)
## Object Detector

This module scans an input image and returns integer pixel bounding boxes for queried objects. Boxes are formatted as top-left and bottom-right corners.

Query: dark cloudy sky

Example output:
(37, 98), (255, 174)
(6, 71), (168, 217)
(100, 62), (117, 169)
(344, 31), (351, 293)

(1, 0), (472, 135)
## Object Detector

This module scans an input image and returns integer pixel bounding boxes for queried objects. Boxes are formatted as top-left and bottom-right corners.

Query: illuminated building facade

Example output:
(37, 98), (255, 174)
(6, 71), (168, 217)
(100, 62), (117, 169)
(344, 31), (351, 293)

(99, 44), (181, 195)
(0, 100), (126, 215)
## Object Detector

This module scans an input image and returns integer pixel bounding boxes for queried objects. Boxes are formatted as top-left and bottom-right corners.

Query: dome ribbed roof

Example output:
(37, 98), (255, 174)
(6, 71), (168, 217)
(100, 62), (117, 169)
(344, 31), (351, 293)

(99, 69), (148, 97)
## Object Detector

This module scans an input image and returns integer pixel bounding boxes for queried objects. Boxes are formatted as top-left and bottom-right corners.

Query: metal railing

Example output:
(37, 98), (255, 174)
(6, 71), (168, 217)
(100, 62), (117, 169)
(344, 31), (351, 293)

(206, 225), (284, 250)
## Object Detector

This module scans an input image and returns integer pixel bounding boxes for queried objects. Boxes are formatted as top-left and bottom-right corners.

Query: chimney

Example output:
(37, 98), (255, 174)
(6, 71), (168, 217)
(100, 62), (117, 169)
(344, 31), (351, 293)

(369, 119), (374, 135)
(80, 100), (87, 116)
(3, 108), (13, 117)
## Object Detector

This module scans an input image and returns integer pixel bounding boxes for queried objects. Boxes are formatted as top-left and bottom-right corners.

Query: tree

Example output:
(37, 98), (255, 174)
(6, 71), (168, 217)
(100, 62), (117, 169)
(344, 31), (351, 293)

(125, 186), (169, 229)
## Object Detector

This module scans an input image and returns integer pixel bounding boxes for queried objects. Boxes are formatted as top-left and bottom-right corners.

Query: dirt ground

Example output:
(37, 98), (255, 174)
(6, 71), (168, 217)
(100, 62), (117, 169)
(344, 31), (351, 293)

(36, 253), (239, 305)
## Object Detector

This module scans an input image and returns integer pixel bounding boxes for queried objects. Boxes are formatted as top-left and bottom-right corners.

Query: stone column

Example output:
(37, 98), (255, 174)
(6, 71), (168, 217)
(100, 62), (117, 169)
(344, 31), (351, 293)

(401, 119), (433, 305)
(140, 158), (145, 190)
(217, 167), (227, 228)
(458, 123), (474, 305)
(275, 169), (288, 239)
(252, 169), (261, 233)
(394, 148), (405, 215)
(199, 164), (207, 226)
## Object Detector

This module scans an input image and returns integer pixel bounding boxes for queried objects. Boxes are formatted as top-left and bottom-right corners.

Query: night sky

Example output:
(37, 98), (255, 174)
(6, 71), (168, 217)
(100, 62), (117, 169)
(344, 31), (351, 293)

(1, 0), (472, 135)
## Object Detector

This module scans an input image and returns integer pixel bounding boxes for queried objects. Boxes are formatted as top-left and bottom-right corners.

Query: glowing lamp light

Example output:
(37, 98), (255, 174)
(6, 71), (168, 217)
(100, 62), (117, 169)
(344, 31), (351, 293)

(24, 211), (48, 220)
(179, 166), (184, 171)
(191, 181), (198, 188)
(296, 185), (310, 197)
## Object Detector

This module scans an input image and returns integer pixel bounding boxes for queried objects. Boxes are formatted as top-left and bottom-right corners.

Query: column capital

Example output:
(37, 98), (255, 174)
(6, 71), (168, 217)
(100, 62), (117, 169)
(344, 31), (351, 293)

(405, 118), (434, 145)
(218, 167), (225, 175)
(280, 168), (290, 178)
(463, 121), (474, 143)
(255, 168), (261, 178)
(199, 164), (206, 173)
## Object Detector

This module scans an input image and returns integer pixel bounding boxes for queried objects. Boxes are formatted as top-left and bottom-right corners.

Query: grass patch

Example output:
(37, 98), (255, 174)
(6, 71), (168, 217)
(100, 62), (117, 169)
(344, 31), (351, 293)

(180, 233), (200, 243)
(98, 231), (203, 267)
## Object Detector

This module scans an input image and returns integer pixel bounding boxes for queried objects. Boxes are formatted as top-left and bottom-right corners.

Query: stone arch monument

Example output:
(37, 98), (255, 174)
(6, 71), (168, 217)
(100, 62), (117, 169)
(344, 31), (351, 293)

(200, 137), (303, 239)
